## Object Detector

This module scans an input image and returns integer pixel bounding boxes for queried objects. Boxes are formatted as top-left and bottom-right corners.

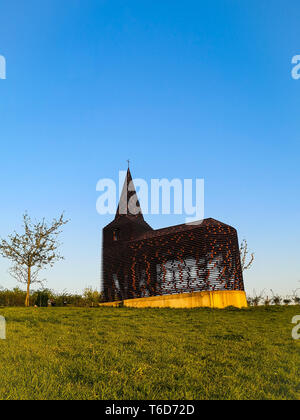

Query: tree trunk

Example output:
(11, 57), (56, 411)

(25, 266), (31, 307)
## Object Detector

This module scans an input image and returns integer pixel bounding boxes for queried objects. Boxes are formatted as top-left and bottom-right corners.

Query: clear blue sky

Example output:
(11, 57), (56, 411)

(0, 0), (299, 295)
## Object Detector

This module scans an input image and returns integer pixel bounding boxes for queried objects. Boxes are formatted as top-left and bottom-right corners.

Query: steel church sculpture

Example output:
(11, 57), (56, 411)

(101, 169), (247, 308)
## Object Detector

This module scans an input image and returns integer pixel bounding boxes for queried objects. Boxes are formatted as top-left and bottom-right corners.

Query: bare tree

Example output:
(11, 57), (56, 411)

(0, 213), (69, 307)
(270, 289), (282, 306)
(8, 264), (45, 288)
(291, 288), (300, 305)
(252, 289), (265, 306)
(240, 239), (255, 271)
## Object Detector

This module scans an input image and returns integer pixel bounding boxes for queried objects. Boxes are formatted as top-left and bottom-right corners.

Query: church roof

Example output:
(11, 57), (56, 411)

(131, 218), (235, 242)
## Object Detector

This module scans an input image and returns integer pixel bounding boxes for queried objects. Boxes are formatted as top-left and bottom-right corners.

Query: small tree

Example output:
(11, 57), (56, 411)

(240, 239), (255, 271)
(251, 289), (265, 306)
(271, 290), (282, 306)
(293, 296), (300, 305)
(83, 287), (103, 307)
(0, 213), (69, 307)
(283, 297), (292, 306)
(291, 288), (300, 305)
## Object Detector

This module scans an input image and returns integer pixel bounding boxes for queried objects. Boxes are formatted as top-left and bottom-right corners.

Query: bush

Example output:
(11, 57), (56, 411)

(32, 289), (53, 307)
(0, 287), (27, 307)
(82, 287), (104, 307)
(0, 287), (103, 307)
(246, 289), (300, 307)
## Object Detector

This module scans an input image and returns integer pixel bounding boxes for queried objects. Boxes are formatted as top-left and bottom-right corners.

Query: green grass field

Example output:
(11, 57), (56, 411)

(0, 306), (299, 400)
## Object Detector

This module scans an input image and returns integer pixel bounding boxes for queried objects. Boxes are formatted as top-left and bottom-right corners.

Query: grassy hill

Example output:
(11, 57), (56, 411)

(0, 306), (299, 400)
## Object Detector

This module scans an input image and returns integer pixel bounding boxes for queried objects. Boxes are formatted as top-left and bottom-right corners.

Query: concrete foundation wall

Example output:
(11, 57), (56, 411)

(100, 291), (247, 309)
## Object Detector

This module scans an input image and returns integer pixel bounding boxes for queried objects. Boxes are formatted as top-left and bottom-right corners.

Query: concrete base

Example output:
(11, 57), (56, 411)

(99, 290), (247, 309)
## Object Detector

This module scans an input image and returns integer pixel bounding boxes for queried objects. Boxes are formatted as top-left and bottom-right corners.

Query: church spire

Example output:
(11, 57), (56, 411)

(115, 167), (144, 220)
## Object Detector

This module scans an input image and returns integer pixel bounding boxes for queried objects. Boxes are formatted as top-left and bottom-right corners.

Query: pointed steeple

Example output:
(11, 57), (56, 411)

(115, 168), (144, 220)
